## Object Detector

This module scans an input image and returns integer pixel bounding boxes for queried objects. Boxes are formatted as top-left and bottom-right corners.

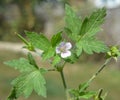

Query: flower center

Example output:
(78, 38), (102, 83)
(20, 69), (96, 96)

(59, 45), (67, 53)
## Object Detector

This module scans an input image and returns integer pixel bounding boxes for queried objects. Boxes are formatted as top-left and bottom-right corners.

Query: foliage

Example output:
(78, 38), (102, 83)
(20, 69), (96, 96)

(4, 4), (120, 100)
(65, 5), (108, 56)
(5, 53), (47, 100)
(69, 82), (96, 100)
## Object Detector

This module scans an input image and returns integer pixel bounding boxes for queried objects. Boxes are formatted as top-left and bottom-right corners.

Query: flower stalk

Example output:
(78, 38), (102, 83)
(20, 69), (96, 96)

(60, 70), (67, 90)
(58, 60), (72, 100)
(60, 69), (72, 100)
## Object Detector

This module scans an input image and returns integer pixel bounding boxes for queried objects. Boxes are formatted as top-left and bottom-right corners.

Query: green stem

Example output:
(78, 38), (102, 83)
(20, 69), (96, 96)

(88, 58), (111, 84)
(15, 33), (29, 45)
(60, 70), (67, 90)
(58, 61), (72, 100)
(60, 70), (72, 100)
(58, 61), (67, 89)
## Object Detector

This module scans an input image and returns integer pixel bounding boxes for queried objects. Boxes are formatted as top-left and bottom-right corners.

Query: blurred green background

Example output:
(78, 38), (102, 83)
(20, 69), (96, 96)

(0, 0), (120, 100)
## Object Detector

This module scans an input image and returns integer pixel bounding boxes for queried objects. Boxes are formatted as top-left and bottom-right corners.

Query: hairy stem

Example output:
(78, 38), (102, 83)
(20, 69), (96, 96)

(88, 58), (111, 84)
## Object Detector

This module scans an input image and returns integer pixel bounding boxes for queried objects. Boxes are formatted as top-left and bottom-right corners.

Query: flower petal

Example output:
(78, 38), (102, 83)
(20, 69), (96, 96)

(59, 42), (65, 47)
(65, 42), (72, 50)
(61, 51), (71, 58)
(56, 47), (61, 54)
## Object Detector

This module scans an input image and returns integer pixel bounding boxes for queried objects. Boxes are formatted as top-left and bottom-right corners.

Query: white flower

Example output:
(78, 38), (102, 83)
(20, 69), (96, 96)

(94, 0), (120, 9)
(56, 42), (72, 58)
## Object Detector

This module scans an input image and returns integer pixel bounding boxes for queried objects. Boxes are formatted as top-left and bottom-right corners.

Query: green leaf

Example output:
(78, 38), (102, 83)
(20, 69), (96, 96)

(7, 87), (17, 100)
(64, 27), (72, 34)
(65, 6), (108, 57)
(65, 4), (82, 41)
(79, 82), (89, 93)
(51, 31), (62, 47)
(52, 55), (61, 66)
(25, 31), (51, 51)
(76, 46), (82, 57)
(75, 8), (108, 56)
(27, 52), (38, 69)
(42, 47), (55, 60)
(79, 91), (96, 99)
(4, 58), (37, 73)
(10, 69), (47, 98)
(69, 82), (96, 100)
(79, 8), (106, 36)
(9, 73), (33, 98)
(79, 18), (88, 36)
(32, 70), (46, 97)
(76, 37), (108, 56)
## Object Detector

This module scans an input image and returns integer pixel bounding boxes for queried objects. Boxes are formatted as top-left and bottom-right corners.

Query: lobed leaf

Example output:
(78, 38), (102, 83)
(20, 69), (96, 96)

(79, 91), (96, 99)
(79, 8), (106, 36)
(69, 82), (96, 100)
(10, 69), (47, 98)
(25, 31), (51, 51)
(27, 52), (38, 69)
(79, 82), (89, 93)
(42, 47), (55, 60)
(65, 4), (82, 41)
(76, 37), (109, 56)
(51, 31), (62, 47)
(4, 58), (37, 73)
(52, 55), (61, 66)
